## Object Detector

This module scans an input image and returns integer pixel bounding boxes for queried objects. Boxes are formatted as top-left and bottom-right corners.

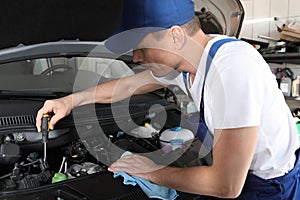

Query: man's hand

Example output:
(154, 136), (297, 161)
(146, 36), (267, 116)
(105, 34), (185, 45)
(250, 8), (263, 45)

(36, 95), (73, 132)
(108, 154), (163, 180)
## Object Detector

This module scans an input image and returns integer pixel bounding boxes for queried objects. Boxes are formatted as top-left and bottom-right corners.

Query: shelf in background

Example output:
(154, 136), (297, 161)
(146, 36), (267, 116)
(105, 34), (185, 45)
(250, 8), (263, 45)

(285, 97), (300, 112)
(285, 96), (300, 101)
(263, 52), (300, 65)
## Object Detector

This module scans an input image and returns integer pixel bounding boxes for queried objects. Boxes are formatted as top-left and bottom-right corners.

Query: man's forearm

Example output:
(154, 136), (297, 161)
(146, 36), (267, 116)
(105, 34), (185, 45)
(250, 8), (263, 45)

(71, 80), (119, 107)
(148, 165), (227, 197)
(70, 70), (163, 108)
(148, 128), (258, 198)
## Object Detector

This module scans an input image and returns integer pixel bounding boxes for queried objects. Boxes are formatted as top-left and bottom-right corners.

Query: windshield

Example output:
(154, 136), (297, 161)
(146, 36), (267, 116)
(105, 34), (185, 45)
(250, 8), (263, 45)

(0, 57), (135, 96)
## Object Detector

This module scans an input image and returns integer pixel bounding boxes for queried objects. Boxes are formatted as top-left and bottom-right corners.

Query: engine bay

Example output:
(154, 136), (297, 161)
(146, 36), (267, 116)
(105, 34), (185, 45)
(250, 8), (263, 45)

(0, 93), (207, 199)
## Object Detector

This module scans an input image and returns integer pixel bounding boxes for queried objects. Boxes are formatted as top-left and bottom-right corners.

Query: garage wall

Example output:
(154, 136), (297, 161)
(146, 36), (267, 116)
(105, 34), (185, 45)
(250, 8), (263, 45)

(239, 0), (300, 76)
(239, 0), (300, 43)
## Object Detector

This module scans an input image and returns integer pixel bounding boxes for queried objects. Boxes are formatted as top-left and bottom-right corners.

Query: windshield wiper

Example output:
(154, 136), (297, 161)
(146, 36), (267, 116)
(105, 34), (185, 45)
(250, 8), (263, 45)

(0, 90), (69, 98)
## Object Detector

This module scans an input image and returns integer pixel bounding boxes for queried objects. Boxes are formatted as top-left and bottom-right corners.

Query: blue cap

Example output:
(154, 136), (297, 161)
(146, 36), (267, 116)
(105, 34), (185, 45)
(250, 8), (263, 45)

(105, 0), (195, 54)
(170, 127), (182, 132)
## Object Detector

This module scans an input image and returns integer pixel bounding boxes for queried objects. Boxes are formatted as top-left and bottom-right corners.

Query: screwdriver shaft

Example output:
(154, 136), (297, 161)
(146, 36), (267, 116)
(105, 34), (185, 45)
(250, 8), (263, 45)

(43, 142), (47, 162)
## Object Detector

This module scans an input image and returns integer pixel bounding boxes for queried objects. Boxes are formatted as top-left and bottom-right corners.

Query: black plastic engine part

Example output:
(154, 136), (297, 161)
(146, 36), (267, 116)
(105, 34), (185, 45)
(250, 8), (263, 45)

(0, 143), (21, 164)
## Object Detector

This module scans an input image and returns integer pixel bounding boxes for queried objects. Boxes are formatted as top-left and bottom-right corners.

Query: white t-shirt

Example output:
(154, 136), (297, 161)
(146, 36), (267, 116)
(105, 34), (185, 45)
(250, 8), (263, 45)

(152, 35), (299, 179)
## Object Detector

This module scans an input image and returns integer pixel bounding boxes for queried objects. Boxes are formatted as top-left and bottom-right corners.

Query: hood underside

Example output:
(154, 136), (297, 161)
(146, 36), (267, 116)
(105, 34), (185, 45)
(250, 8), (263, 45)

(0, 0), (123, 49)
(195, 0), (244, 37)
(0, 0), (244, 50)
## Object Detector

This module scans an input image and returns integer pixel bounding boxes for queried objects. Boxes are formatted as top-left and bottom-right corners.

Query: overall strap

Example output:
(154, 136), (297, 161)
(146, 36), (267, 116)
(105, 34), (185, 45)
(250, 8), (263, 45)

(182, 38), (239, 152)
(199, 38), (238, 116)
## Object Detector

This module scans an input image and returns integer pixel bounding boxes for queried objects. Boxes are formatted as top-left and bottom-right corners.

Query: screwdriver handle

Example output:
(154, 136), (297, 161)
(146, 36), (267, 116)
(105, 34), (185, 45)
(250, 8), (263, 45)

(42, 114), (50, 143)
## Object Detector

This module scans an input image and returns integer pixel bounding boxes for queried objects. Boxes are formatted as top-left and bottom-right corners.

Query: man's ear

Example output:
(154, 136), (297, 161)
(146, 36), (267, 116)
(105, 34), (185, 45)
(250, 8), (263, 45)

(170, 26), (185, 50)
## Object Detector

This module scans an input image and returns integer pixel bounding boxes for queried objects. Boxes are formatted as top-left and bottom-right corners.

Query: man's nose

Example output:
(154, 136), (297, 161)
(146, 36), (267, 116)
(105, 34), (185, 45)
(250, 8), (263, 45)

(132, 49), (144, 63)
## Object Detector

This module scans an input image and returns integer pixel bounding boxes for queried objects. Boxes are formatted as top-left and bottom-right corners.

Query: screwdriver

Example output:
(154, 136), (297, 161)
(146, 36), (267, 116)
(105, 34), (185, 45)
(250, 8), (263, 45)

(41, 114), (50, 162)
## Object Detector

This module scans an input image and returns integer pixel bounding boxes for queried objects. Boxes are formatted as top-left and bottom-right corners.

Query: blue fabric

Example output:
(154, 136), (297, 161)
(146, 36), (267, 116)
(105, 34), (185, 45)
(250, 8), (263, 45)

(195, 150), (300, 200)
(105, 0), (195, 53)
(114, 171), (178, 200)
(118, 0), (194, 33)
(113, 151), (178, 200)
(235, 149), (300, 200)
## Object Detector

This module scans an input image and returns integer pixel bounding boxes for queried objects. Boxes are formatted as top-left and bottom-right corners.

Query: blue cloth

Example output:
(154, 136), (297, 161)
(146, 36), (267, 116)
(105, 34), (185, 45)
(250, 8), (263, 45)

(105, 0), (195, 53)
(114, 171), (178, 200)
(113, 151), (178, 200)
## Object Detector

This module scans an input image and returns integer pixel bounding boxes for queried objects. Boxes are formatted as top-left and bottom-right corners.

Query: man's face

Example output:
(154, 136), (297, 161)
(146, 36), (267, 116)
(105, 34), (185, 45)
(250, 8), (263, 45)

(132, 32), (181, 77)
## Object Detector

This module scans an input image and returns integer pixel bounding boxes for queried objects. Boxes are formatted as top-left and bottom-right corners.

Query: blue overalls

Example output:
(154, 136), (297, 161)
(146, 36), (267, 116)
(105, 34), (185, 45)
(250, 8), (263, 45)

(237, 149), (300, 200)
(183, 38), (300, 199)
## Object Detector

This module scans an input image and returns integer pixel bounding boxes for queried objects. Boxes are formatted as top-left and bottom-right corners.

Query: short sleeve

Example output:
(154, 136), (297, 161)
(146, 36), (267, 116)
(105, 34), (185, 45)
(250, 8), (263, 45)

(208, 52), (265, 129)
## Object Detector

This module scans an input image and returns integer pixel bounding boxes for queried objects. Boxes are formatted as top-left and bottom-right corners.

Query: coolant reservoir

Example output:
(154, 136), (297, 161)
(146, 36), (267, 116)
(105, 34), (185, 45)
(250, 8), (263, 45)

(160, 127), (194, 152)
(129, 123), (158, 138)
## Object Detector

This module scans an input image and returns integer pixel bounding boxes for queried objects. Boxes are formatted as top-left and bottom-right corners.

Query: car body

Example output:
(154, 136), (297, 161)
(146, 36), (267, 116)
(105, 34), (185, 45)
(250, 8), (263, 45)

(0, 1), (244, 199)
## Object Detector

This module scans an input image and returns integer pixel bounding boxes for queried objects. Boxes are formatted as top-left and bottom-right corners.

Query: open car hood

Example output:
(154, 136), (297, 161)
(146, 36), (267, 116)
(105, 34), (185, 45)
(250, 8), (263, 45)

(195, 0), (244, 37)
(0, 0), (244, 50)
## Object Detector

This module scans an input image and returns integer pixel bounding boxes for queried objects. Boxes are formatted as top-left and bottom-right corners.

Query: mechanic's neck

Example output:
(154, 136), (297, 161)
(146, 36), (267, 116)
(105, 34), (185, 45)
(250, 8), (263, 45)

(181, 32), (213, 84)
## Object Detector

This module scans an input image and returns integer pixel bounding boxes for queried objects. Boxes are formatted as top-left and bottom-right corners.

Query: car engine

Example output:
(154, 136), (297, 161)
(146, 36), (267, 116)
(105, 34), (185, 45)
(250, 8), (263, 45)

(0, 92), (207, 199)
